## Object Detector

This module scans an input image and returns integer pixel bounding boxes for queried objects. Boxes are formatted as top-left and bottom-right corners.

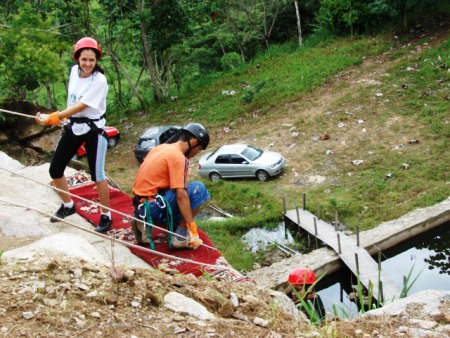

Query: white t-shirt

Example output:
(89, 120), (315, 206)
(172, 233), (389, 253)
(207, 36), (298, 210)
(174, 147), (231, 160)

(67, 65), (108, 135)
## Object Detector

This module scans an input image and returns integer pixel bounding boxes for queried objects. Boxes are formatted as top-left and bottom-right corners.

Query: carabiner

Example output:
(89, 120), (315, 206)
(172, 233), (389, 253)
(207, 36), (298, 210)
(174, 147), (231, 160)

(155, 195), (166, 209)
(137, 203), (146, 219)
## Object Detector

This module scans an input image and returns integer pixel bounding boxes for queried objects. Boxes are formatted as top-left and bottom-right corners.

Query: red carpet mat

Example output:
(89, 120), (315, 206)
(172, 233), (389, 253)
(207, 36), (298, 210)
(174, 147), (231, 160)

(67, 175), (245, 279)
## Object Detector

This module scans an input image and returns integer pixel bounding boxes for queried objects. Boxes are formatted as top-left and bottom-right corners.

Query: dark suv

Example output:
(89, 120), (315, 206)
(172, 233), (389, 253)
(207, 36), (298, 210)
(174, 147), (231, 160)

(133, 125), (181, 163)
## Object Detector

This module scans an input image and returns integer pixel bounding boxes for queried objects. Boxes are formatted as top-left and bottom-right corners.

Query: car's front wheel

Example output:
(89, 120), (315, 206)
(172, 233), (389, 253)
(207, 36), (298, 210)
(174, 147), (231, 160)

(107, 136), (118, 148)
(209, 172), (222, 182)
(256, 170), (269, 182)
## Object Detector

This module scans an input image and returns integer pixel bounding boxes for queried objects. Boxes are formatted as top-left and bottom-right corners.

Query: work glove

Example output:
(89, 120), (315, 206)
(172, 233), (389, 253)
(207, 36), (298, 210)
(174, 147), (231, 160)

(35, 112), (60, 125)
(186, 221), (200, 242)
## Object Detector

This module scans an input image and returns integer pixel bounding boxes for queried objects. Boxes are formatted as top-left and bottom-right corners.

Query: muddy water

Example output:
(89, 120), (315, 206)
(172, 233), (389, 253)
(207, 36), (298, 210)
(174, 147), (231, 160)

(242, 223), (295, 253)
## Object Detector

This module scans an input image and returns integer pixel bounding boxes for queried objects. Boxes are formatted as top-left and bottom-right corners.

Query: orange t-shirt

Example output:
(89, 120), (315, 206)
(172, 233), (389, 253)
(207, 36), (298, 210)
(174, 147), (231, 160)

(132, 142), (188, 199)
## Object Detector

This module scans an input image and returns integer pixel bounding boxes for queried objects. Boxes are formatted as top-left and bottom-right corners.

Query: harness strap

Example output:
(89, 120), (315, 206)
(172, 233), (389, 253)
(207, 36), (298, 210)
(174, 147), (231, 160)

(154, 194), (174, 249)
(140, 200), (155, 250)
(69, 115), (105, 123)
(160, 195), (174, 249)
(138, 194), (174, 249)
(68, 115), (107, 139)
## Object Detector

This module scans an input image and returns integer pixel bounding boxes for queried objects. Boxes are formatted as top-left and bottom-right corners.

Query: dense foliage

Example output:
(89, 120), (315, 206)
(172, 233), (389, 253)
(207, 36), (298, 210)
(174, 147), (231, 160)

(1, 0), (448, 113)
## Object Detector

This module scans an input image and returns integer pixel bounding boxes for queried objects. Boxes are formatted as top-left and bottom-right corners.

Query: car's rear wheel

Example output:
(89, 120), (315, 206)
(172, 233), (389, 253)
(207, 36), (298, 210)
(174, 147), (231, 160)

(209, 172), (222, 182)
(256, 170), (269, 182)
(107, 136), (118, 148)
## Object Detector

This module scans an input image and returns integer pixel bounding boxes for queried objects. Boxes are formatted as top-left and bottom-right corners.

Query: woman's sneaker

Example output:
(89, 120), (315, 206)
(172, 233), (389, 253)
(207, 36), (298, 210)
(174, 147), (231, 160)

(95, 215), (112, 233)
(50, 204), (76, 223)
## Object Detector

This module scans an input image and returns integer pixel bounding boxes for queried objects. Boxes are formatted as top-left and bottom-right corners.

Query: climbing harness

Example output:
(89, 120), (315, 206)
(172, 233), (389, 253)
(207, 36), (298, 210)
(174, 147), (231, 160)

(137, 194), (174, 250)
(67, 115), (108, 139)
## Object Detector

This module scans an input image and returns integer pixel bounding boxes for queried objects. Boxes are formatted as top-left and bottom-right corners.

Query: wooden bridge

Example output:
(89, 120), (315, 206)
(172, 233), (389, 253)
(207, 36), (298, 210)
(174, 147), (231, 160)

(284, 207), (403, 304)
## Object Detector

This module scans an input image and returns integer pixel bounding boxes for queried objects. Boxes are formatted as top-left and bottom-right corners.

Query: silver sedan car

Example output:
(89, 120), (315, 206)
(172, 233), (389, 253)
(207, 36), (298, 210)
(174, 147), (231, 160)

(198, 144), (285, 181)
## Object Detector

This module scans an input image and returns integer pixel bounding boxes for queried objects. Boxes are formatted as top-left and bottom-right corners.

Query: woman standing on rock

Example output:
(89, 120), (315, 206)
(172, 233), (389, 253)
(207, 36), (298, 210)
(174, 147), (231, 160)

(35, 37), (112, 233)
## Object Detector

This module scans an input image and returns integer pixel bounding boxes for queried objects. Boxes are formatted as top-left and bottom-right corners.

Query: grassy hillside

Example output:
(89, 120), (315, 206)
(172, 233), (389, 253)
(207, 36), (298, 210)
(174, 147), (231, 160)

(105, 22), (450, 271)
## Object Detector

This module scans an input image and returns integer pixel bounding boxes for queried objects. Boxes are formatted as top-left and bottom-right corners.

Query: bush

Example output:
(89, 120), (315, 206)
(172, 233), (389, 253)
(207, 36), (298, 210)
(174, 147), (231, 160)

(220, 52), (244, 71)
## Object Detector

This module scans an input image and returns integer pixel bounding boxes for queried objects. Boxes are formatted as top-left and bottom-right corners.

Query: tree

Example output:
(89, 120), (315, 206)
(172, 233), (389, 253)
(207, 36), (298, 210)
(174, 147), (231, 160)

(97, 0), (193, 107)
(294, 0), (303, 46)
(315, 0), (448, 37)
(0, 3), (65, 105)
(220, 0), (290, 50)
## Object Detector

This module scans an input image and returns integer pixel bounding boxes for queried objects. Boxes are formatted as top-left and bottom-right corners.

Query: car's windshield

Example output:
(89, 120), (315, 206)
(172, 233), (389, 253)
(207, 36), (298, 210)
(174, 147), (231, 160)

(241, 145), (263, 161)
(141, 127), (160, 138)
(140, 138), (156, 149)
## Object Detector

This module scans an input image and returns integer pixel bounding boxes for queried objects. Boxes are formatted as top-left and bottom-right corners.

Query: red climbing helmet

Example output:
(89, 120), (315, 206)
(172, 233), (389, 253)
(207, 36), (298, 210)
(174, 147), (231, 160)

(288, 267), (317, 285)
(73, 37), (102, 61)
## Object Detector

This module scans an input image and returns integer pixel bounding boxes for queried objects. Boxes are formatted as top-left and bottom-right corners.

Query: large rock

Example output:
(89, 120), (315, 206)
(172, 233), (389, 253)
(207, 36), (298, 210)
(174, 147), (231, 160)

(0, 101), (59, 163)
(0, 151), (150, 269)
(3, 233), (109, 265)
(27, 128), (61, 152)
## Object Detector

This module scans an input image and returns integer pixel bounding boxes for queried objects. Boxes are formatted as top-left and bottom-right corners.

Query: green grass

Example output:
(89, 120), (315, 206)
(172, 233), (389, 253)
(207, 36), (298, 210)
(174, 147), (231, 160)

(122, 35), (395, 129)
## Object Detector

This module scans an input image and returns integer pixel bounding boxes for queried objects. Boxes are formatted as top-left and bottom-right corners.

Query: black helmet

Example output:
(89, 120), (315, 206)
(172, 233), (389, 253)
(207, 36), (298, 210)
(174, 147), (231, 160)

(182, 123), (210, 150)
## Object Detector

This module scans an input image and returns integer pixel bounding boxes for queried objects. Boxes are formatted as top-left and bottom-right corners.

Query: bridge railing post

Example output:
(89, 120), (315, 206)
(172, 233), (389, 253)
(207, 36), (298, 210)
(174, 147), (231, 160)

(282, 195), (286, 215)
(285, 219), (288, 240)
(357, 226), (360, 246)
(334, 210), (338, 231)
(302, 192), (306, 210)
(355, 253), (360, 275)
(314, 217), (319, 249)
(337, 234), (342, 254)
(379, 281), (384, 304)
(378, 250), (383, 305)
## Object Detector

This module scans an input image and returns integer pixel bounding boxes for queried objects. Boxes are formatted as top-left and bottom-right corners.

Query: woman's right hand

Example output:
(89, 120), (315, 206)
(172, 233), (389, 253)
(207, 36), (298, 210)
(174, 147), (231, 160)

(35, 112), (49, 125)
